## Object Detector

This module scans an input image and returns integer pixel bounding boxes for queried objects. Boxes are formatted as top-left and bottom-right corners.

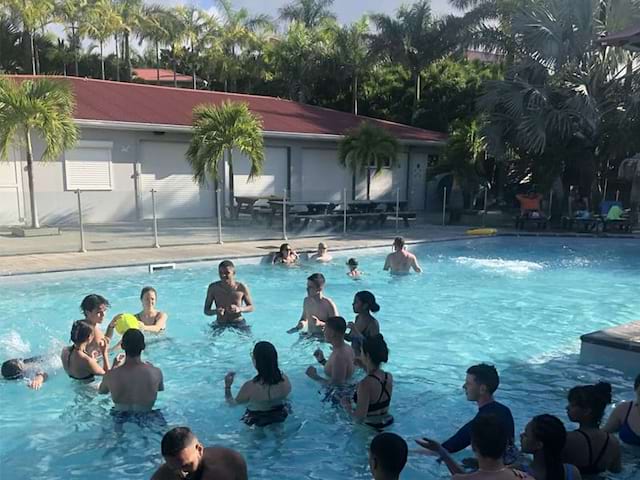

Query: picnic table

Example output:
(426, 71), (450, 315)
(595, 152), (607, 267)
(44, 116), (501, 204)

(231, 195), (282, 220)
(265, 200), (338, 227)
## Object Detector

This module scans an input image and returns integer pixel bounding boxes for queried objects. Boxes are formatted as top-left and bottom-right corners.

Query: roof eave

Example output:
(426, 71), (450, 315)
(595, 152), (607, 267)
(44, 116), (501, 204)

(75, 119), (447, 146)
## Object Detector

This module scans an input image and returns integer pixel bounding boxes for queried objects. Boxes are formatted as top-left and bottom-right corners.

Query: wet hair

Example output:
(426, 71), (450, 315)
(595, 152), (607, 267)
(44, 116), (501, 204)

(635, 374), (640, 391)
(279, 243), (291, 253)
(325, 316), (347, 336)
(393, 236), (405, 248)
(307, 273), (325, 288)
(471, 414), (507, 460)
(530, 415), (567, 480)
(347, 258), (358, 267)
(567, 382), (612, 425)
(370, 432), (407, 476)
(122, 329), (145, 357)
(70, 320), (94, 345)
(355, 291), (380, 313)
(252, 341), (284, 386)
(467, 363), (500, 394)
(218, 260), (235, 270)
(140, 286), (157, 300)
(161, 427), (196, 457)
(1, 359), (24, 380)
(363, 334), (389, 367)
(80, 294), (109, 315)
(318, 242), (328, 250)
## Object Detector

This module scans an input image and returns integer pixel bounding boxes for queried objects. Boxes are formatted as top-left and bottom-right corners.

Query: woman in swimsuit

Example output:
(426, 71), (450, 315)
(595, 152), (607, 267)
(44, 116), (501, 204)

(79, 294), (112, 357)
(603, 373), (640, 446)
(135, 286), (168, 333)
(520, 414), (582, 480)
(341, 334), (393, 429)
(60, 321), (112, 382)
(272, 243), (299, 265)
(346, 291), (380, 356)
(224, 341), (292, 427)
(562, 382), (622, 475)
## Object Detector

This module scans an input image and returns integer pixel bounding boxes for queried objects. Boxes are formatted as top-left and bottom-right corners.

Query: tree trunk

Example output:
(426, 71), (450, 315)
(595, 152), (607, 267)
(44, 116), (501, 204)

(228, 149), (235, 218)
(73, 24), (79, 76)
(100, 41), (105, 80)
(353, 73), (358, 115)
(115, 34), (120, 81)
(366, 168), (371, 201)
(25, 129), (40, 229)
(156, 41), (160, 84)
(413, 70), (421, 118)
(30, 32), (36, 75)
(173, 58), (177, 88)
(124, 31), (132, 81)
(193, 68), (196, 90)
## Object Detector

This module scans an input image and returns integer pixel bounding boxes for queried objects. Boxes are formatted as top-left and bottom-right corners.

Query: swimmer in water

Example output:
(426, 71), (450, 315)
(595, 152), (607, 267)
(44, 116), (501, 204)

(224, 341), (291, 427)
(287, 273), (338, 336)
(346, 291), (380, 356)
(136, 286), (168, 333)
(61, 320), (113, 382)
(306, 316), (354, 386)
(99, 329), (163, 412)
(383, 237), (422, 274)
(151, 427), (248, 480)
(346, 258), (362, 279)
(204, 260), (254, 328)
(1, 356), (48, 390)
(310, 242), (333, 263)
(78, 294), (112, 357)
(272, 243), (299, 265)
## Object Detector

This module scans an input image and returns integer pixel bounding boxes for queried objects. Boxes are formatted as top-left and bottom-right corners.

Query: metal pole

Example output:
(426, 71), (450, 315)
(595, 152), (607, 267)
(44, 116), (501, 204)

(282, 188), (288, 241)
(442, 187), (447, 226)
(615, 190), (620, 202)
(216, 188), (223, 244)
(548, 190), (553, 217)
(151, 189), (160, 248)
(603, 178), (608, 202)
(483, 187), (488, 227)
(395, 188), (400, 232)
(343, 188), (347, 236)
(75, 189), (86, 253)
(568, 185), (573, 217)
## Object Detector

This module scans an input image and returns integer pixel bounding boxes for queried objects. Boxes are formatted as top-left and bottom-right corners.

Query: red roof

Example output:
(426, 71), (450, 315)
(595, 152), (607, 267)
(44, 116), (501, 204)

(133, 68), (193, 83)
(3, 76), (447, 143)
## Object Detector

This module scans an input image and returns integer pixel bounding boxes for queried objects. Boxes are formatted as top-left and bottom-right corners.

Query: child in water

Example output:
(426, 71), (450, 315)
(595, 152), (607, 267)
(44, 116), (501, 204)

(346, 258), (362, 279)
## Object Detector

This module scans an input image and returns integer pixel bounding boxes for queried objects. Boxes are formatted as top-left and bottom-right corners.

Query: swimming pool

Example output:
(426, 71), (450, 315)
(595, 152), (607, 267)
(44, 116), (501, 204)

(1, 236), (639, 480)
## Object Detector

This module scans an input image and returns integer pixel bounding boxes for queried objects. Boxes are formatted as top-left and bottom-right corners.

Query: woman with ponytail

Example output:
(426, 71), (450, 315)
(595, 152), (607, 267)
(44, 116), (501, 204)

(520, 414), (582, 480)
(60, 320), (111, 382)
(346, 291), (381, 355)
(563, 382), (622, 475)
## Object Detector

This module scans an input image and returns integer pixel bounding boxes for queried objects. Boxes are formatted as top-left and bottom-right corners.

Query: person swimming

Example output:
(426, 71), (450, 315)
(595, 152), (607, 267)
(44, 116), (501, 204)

(1, 356), (48, 390)
(288, 273), (339, 336)
(341, 334), (393, 429)
(136, 286), (168, 333)
(272, 243), (299, 265)
(346, 291), (381, 356)
(346, 258), (362, 279)
(61, 320), (112, 382)
(224, 341), (291, 427)
(603, 373), (640, 446)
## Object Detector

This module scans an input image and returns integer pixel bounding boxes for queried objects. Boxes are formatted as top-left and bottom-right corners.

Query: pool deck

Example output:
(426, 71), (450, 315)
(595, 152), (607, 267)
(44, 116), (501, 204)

(580, 321), (640, 375)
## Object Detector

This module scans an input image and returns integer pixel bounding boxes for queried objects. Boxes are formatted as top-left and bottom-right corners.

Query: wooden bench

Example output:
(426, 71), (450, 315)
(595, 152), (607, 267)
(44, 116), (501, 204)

(386, 211), (417, 228)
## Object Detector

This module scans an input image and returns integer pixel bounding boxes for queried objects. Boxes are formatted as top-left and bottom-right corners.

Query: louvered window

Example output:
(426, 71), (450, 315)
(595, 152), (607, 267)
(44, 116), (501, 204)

(64, 141), (113, 191)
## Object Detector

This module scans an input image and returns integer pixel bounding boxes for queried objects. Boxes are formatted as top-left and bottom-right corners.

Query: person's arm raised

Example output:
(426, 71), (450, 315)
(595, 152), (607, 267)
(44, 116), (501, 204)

(224, 372), (251, 405)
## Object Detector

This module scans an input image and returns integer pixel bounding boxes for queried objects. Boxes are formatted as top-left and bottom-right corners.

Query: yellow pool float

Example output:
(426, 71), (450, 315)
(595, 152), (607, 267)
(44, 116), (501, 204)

(466, 228), (497, 235)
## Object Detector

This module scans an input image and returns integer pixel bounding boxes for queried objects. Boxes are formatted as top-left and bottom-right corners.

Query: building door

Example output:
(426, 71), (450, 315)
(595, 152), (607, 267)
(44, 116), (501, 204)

(408, 153), (427, 211)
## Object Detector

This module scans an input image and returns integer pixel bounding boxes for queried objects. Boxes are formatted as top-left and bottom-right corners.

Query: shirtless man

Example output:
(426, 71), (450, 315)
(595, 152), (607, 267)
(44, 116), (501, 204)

(80, 294), (112, 357)
(204, 261), (254, 327)
(305, 316), (354, 385)
(383, 237), (422, 274)
(287, 273), (338, 336)
(98, 329), (163, 412)
(152, 427), (247, 480)
(310, 242), (333, 263)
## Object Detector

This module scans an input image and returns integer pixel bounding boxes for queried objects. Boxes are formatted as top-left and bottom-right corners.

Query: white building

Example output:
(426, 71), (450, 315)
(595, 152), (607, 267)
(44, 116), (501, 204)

(0, 76), (446, 226)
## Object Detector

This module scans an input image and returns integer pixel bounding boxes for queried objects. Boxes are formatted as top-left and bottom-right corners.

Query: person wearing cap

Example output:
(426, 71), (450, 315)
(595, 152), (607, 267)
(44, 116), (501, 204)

(346, 258), (362, 279)
(98, 329), (164, 412)
(310, 242), (333, 263)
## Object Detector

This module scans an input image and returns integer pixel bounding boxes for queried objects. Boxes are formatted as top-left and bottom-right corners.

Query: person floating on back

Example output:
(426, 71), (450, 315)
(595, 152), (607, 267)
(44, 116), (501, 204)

(99, 329), (164, 412)
(417, 363), (517, 463)
(151, 426), (248, 480)
(346, 258), (362, 279)
(1, 356), (48, 390)
(136, 286), (168, 333)
(383, 237), (422, 274)
(306, 316), (354, 387)
(224, 341), (291, 427)
(369, 432), (407, 480)
(287, 273), (338, 336)
(204, 260), (254, 329)
(603, 373), (640, 446)
(562, 382), (622, 475)
(310, 242), (333, 263)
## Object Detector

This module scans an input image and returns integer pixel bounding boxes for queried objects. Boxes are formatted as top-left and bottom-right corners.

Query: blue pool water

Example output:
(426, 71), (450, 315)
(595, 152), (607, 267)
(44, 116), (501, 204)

(1, 237), (639, 480)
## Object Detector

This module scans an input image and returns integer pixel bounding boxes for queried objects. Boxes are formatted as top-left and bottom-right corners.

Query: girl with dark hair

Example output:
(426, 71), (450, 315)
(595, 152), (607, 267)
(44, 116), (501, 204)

(135, 286), (168, 333)
(520, 414), (582, 480)
(78, 294), (112, 357)
(563, 382), (622, 475)
(224, 341), (291, 427)
(272, 243), (299, 265)
(346, 291), (380, 355)
(341, 334), (394, 429)
(603, 374), (640, 446)
(60, 320), (112, 382)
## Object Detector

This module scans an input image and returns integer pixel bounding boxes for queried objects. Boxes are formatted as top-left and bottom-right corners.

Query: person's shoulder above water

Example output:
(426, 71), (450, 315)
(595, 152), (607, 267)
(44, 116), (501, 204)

(453, 468), (534, 480)
(201, 446), (248, 480)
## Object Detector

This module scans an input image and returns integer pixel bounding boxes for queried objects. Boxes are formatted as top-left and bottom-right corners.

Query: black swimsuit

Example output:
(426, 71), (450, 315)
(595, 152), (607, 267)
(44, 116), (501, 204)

(575, 430), (611, 475)
(66, 347), (95, 382)
(353, 373), (394, 429)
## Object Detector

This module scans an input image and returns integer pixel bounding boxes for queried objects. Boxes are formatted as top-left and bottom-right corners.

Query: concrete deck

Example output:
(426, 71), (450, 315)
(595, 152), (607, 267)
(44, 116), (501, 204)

(580, 321), (640, 375)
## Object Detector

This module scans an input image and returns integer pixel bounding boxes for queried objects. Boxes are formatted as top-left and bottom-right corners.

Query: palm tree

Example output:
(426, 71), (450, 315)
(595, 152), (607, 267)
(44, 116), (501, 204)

(138, 5), (174, 84)
(186, 101), (264, 218)
(334, 16), (371, 115)
(279, 0), (336, 28)
(116, 0), (143, 82)
(83, 0), (122, 80)
(0, 78), (79, 228)
(338, 122), (400, 200)
(174, 5), (210, 90)
(5, 0), (55, 74)
(371, 1), (464, 118)
(55, 0), (88, 76)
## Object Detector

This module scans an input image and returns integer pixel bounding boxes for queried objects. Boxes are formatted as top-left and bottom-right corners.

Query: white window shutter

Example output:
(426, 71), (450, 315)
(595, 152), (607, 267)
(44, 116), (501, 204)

(64, 141), (113, 191)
